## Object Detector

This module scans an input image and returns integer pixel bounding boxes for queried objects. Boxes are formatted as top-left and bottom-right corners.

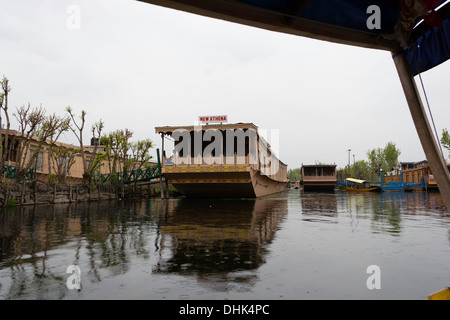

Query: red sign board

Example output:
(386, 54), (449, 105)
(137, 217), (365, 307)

(198, 115), (228, 123)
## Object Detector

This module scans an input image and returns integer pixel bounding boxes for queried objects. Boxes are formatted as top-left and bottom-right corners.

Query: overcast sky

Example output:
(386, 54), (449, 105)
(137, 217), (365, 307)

(1, 0), (449, 169)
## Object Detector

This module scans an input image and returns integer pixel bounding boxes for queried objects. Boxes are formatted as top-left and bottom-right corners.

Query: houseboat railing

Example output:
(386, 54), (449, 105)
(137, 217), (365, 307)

(165, 153), (285, 181)
(168, 153), (257, 167)
(93, 165), (160, 184)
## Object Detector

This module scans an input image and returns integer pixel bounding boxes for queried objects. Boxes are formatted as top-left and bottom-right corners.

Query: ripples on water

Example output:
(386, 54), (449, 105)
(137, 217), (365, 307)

(0, 189), (449, 300)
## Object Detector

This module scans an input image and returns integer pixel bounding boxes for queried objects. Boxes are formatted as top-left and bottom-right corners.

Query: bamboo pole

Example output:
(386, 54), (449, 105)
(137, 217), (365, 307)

(392, 51), (450, 211)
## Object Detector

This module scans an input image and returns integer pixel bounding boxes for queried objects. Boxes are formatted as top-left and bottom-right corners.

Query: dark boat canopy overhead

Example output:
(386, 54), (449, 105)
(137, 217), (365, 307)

(138, 0), (450, 75)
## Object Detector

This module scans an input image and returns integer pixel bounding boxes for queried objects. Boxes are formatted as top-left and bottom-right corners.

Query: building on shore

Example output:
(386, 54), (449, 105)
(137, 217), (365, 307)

(1, 130), (110, 184)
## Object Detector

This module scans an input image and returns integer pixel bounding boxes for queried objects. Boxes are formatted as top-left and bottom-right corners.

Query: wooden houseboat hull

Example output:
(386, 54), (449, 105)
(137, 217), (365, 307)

(302, 181), (336, 192)
(163, 166), (286, 198)
(426, 287), (450, 300)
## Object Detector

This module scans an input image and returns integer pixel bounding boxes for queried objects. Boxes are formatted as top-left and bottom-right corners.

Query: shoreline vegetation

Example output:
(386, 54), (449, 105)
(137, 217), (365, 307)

(1, 75), (159, 205)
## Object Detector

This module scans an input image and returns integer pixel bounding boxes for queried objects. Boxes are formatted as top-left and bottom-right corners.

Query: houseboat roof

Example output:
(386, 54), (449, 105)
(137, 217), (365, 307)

(346, 178), (366, 184)
(301, 164), (336, 168)
(155, 122), (258, 135)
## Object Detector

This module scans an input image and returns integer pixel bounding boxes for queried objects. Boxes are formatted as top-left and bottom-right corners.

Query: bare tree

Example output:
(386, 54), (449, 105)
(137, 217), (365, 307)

(129, 139), (153, 170)
(50, 146), (80, 183)
(99, 129), (133, 183)
(120, 128), (133, 172)
(66, 106), (88, 182)
(41, 113), (71, 180)
(0, 76), (11, 180)
(86, 119), (104, 184)
(13, 104), (46, 179)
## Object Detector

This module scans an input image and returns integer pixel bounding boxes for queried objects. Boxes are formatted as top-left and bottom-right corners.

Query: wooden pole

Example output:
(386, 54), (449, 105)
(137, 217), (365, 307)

(165, 178), (169, 199)
(392, 51), (450, 211)
(161, 133), (165, 164)
(34, 182), (37, 205)
(53, 184), (57, 204)
(157, 148), (165, 199)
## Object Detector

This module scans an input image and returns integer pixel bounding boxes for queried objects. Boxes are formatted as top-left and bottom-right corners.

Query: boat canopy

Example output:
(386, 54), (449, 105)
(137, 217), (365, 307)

(346, 178), (367, 184)
(138, 0), (450, 75)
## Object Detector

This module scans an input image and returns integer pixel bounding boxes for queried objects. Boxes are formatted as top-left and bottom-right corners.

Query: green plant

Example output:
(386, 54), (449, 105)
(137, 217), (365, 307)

(5, 198), (17, 207)
(48, 173), (57, 184)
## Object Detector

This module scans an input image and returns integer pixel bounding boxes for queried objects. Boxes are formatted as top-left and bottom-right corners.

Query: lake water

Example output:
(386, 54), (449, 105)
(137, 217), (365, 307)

(0, 189), (449, 300)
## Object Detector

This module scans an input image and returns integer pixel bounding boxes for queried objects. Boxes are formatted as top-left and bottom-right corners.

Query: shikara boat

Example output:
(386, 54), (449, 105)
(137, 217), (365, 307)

(344, 178), (380, 192)
(155, 122), (287, 198)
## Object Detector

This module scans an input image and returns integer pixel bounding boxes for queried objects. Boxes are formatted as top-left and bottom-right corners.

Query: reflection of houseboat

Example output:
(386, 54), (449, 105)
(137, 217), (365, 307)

(344, 178), (380, 192)
(155, 122), (287, 198)
(301, 191), (337, 216)
(153, 197), (288, 290)
(300, 164), (337, 192)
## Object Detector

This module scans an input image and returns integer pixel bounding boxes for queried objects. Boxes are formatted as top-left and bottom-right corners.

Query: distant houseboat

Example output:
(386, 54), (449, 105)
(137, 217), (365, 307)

(300, 164), (337, 192)
(154, 122), (287, 198)
(384, 161), (450, 191)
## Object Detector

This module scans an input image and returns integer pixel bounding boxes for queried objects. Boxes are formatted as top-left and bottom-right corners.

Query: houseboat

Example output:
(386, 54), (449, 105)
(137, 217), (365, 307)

(300, 164), (337, 192)
(154, 122), (287, 198)
(383, 161), (450, 191)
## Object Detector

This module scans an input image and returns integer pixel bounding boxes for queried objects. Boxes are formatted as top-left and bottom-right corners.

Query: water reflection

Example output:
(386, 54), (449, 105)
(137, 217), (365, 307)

(0, 200), (163, 299)
(154, 197), (288, 291)
(0, 196), (288, 299)
(0, 190), (448, 300)
(298, 190), (447, 236)
(300, 191), (338, 223)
